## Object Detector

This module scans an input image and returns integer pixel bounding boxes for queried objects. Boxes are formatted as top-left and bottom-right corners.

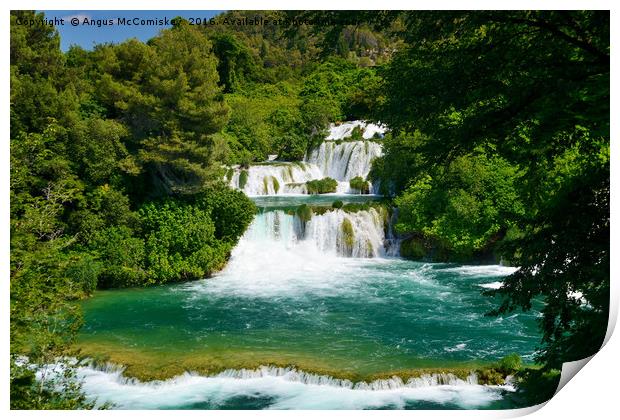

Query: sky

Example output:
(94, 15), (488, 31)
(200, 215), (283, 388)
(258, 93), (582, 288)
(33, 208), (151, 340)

(41, 10), (224, 51)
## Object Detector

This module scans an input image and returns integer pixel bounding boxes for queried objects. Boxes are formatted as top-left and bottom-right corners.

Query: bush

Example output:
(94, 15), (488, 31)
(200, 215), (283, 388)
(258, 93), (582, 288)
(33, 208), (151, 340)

(191, 185), (257, 242)
(332, 200), (344, 209)
(306, 177), (338, 194)
(497, 353), (522, 374)
(349, 125), (364, 140)
(140, 201), (224, 283)
(89, 226), (147, 288)
(64, 254), (102, 294)
(85, 185), (256, 288)
(295, 204), (313, 222)
(349, 176), (370, 194)
(238, 170), (249, 189)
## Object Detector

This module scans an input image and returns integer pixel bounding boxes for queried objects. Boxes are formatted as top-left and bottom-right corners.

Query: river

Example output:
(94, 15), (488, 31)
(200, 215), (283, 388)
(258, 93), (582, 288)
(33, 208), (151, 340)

(73, 122), (541, 409)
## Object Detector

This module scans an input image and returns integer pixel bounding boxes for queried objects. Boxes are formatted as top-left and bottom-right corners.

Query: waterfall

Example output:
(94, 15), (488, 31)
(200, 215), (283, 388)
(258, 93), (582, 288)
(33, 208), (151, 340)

(234, 207), (390, 259)
(227, 121), (385, 196)
(304, 140), (382, 182)
(228, 162), (323, 196)
(68, 360), (484, 393)
(325, 121), (386, 141)
(305, 208), (388, 257)
(384, 208), (401, 257)
(68, 362), (513, 410)
(214, 366), (480, 390)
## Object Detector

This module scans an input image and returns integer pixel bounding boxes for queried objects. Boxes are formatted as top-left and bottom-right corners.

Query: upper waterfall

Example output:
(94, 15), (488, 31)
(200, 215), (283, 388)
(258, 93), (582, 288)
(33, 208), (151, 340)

(304, 140), (382, 182)
(228, 121), (385, 196)
(325, 121), (386, 141)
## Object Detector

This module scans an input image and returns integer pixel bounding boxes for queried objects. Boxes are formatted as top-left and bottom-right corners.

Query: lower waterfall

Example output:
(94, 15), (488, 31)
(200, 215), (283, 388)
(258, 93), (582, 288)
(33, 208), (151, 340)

(242, 208), (389, 258)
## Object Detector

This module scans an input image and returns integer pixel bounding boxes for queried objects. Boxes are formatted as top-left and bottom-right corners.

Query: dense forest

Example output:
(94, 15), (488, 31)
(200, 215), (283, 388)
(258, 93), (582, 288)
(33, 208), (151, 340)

(10, 10), (609, 408)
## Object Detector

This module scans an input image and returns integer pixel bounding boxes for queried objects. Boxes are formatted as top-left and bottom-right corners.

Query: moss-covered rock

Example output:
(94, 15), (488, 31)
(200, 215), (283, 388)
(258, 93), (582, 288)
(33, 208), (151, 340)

(399, 237), (428, 260)
(272, 177), (280, 194)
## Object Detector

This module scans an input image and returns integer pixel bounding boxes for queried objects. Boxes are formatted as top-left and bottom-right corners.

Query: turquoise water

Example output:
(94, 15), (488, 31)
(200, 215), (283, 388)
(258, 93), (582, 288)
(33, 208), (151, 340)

(76, 195), (542, 409)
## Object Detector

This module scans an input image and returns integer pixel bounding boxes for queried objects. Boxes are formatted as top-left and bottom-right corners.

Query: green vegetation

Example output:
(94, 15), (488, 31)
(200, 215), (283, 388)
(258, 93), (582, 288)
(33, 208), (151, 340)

(391, 153), (524, 261)
(349, 176), (370, 194)
(238, 170), (249, 189)
(339, 219), (355, 256)
(349, 125), (364, 140)
(295, 204), (314, 223)
(332, 200), (344, 209)
(306, 177), (338, 194)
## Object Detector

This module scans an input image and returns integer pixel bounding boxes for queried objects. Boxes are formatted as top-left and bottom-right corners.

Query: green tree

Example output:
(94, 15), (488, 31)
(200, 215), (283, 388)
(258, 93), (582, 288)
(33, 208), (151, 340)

(379, 11), (609, 368)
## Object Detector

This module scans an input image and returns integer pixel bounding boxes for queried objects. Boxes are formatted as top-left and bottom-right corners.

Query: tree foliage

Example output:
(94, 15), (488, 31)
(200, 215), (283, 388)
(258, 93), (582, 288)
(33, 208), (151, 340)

(375, 11), (609, 369)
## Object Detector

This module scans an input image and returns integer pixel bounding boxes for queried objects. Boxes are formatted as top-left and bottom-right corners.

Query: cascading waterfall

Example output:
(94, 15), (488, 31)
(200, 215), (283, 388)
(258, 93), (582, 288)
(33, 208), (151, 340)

(304, 140), (383, 193)
(69, 363), (512, 410)
(215, 366), (481, 390)
(228, 162), (323, 195)
(384, 208), (402, 257)
(305, 208), (387, 257)
(78, 363), (481, 392)
(325, 121), (386, 140)
(237, 207), (389, 259)
(228, 121), (385, 196)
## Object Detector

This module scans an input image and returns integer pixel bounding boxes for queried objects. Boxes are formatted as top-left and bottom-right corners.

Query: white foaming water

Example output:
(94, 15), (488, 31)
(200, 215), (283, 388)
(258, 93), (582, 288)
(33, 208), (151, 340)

(239, 208), (389, 259)
(478, 281), (504, 289)
(229, 162), (323, 196)
(74, 364), (512, 410)
(191, 209), (391, 298)
(325, 121), (386, 140)
(305, 140), (383, 183)
(305, 207), (387, 258)
(228, 121), (384, 195)
(441, 265), (519, 277)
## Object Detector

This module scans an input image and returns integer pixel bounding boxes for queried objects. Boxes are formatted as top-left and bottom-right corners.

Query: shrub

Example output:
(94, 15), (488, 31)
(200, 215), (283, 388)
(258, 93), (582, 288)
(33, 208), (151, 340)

(295, 204), (313, 222)
(497, 353), (522, 374)
(349, 176), (370, 194)
(349, 125), (365, 140)
(332, 200), (344, 209)
(192, 186), (257, 242)
(89, 226), (147, 288)
(306, 177), (338, 194)
(140, 201), (221, 283)
(238, 170), (249, 189)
